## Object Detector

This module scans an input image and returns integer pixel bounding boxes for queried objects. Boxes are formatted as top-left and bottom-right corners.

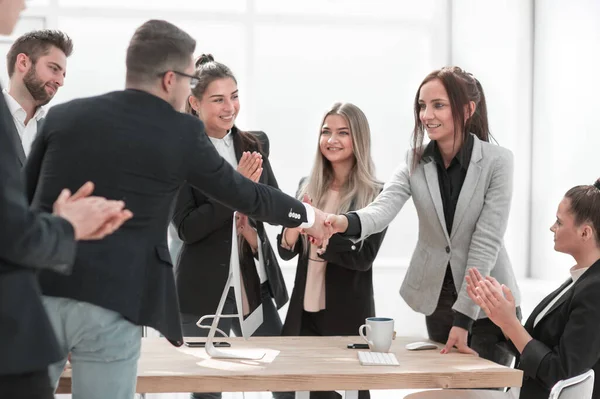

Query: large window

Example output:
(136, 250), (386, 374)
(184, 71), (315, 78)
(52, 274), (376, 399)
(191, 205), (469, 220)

(3, 0), (450, 268)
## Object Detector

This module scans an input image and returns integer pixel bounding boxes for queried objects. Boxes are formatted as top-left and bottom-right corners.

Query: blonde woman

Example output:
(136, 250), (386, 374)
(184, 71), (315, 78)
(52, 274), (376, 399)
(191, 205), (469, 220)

(277, 102), (387, 399)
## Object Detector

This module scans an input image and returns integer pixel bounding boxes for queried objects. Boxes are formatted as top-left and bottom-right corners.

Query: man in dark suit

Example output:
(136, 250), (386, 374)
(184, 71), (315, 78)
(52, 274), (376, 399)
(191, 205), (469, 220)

(1, 4), (133, 399)
(25, 19), (330, 399)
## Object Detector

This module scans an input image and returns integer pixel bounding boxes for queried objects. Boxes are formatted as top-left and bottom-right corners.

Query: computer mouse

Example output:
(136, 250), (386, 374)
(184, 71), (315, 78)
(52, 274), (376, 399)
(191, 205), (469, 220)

(405, 341), (438, 351)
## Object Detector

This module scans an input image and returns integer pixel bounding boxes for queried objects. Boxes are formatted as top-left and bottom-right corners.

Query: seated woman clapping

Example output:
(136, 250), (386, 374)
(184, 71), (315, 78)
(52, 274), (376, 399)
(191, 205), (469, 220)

(466, 178), (600, 399)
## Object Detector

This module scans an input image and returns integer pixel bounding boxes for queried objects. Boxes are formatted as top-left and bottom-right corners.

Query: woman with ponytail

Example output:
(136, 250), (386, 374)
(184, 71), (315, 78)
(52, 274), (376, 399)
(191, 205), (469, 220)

(171, 54), (286, 399)
(411, 179), (600, 398)
(327, 66), (520, 365)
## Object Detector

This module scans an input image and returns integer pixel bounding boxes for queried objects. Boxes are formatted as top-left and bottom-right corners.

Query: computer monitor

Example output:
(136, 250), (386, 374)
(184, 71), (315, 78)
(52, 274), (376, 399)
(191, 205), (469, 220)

(196, 212), (266, 359)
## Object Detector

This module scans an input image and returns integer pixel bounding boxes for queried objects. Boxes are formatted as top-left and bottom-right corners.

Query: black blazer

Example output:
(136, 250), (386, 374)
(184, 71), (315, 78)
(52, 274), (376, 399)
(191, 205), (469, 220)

(278, 182), (387, 336)
(173, 127), (288, 317)
(24, 89), (309, 346)
(0, 84), (77, 375)
(514, 258), (600, 399)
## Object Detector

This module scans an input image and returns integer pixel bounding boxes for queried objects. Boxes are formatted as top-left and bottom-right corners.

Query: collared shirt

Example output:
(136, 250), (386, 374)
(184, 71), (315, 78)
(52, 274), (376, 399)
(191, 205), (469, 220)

(533, 265), (590, 328)
(208, 130), (267, 283)
(2, 89), (46, 156)
(208, 130), (237, 169)
(344, 135), (475, 237)
(425, 134), (477, 330)
(343, 135), (477, 329)
(424, 133), (474, 234)
(508, 265), (591, 399)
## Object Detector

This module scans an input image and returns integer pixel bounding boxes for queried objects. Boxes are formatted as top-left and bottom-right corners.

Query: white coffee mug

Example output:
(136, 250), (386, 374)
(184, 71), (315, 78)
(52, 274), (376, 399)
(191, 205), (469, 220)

(358, 317), (395, 353)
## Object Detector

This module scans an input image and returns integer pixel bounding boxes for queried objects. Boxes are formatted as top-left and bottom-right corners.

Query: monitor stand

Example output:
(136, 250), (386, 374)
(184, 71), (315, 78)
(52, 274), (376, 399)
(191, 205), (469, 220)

(197, 272), (266, 360)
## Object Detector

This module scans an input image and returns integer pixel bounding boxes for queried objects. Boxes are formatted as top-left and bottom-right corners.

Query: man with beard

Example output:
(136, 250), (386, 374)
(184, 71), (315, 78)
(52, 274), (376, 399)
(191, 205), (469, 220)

(3, 29), (72, 158)
(0, 1), (133, 397)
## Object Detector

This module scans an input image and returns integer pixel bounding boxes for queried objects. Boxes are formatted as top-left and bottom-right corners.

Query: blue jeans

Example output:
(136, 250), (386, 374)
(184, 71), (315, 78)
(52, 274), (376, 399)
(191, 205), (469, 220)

(43, 296), (142, 399)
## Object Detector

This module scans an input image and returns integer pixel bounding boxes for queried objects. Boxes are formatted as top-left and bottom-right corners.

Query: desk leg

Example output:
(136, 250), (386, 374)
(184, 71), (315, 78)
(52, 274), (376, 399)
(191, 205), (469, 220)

(295, 391), (310, 399)
(343, 390), (358, 399)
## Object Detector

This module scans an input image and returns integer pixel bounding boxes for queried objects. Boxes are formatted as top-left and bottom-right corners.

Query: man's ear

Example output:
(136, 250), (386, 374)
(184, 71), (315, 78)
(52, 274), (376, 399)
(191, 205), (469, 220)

(15, 53), (31, 75)
(160, 71), (176, 92)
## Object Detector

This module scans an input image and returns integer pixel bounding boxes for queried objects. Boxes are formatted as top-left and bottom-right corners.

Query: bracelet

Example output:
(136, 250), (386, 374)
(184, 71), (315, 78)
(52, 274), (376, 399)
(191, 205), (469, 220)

(308, 257), (326, 263)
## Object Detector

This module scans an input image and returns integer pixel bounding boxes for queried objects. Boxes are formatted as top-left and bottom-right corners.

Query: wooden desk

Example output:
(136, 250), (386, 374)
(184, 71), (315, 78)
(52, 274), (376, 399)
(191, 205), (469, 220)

(57, 336), (522, 394)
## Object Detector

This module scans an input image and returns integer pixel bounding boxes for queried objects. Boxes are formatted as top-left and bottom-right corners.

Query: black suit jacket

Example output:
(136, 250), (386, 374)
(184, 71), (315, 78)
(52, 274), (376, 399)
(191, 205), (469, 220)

(277, 181), (387, 336)
(24, 89), (308, 345)
(515, 258), (600, 399)
(0, 84), (77, 375)
(173, 127), (288, 317)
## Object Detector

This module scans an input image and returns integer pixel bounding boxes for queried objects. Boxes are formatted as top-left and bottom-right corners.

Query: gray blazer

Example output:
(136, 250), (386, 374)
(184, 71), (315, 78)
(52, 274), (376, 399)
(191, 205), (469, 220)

(355, 134), (520, 320)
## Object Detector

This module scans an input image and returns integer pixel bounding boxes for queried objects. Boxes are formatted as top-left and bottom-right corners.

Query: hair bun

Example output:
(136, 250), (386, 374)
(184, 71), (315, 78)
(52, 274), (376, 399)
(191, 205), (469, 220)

(195, 54), (214, 67)
(594, 178), (600, 191)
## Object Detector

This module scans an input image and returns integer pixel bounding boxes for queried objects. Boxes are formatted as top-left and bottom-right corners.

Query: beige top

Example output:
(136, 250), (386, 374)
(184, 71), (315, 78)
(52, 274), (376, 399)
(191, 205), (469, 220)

(303, 189), (340, 312)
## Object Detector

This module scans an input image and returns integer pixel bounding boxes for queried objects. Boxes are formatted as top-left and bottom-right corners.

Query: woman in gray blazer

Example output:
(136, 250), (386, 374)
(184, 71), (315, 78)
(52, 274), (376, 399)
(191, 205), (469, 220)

(327, 66), (520, 365)
(413, 179), (600, 399)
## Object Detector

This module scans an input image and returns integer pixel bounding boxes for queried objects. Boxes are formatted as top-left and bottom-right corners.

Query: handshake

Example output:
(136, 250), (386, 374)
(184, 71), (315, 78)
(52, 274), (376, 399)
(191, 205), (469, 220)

(297, 195), (350, 252)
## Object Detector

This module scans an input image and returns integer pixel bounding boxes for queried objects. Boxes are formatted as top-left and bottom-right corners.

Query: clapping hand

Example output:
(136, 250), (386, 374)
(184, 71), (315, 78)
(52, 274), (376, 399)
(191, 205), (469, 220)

(53, 181), (133, 240)
(466, 268), (518, 331)
(237, 151), (263, 182)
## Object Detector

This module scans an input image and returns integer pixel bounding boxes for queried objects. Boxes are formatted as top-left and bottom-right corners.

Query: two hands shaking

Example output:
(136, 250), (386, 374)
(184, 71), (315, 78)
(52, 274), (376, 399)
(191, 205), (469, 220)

(236, 150), (347, 252)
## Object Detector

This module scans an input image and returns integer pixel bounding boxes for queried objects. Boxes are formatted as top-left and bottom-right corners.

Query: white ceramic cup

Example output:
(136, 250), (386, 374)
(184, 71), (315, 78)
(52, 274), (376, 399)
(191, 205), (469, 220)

(358, 317), (395, 353)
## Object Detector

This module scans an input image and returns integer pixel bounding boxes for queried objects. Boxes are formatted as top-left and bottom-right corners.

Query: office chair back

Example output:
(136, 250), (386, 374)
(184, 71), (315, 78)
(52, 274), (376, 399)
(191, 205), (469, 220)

(549, 369), (594, 399)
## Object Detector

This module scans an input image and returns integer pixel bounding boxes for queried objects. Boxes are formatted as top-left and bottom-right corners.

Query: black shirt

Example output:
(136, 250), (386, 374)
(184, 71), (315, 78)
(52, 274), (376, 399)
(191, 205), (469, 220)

(424, 135), (474, 330)
(344, 135), (476, 330)
(424, 134), (473, 234)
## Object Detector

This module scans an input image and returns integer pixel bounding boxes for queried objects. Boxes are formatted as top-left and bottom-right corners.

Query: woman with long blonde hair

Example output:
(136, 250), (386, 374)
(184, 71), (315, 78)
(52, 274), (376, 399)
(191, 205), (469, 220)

(278, 102), (387, 399)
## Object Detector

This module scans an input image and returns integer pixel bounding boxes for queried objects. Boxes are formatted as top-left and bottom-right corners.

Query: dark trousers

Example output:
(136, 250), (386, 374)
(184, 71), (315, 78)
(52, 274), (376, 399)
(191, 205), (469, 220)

(181, 283), (283, 399)
(425, 267), (519, 367)
(275, 311), (370, 399)
(0, 370), (54, 399)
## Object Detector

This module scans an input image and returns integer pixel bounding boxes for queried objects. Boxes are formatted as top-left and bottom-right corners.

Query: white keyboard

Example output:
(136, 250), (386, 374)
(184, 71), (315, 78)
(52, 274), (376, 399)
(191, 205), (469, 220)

(357, 351), (399, 366)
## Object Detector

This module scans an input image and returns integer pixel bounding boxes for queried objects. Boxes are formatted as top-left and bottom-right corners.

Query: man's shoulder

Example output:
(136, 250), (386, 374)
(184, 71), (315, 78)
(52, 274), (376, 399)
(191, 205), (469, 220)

(48, 91), (121, 115)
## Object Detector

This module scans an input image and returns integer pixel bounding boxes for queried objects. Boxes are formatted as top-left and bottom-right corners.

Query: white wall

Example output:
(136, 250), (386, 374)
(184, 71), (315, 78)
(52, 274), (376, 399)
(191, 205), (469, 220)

(12, 2), (600, 398)
(529, 0), (600, 279)
(451, 0), (534, 278)
(4, 1), (599, 295)
(3, 0), (451, 275)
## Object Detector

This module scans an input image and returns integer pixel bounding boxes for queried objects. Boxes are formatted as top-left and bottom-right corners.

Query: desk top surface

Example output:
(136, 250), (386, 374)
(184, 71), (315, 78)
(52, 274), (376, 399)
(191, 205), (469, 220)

(58, 336), (523, 393)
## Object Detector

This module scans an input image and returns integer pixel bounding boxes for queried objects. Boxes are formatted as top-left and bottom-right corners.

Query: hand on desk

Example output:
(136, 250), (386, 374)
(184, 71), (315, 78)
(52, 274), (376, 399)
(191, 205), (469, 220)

(441, 326), (478, 356)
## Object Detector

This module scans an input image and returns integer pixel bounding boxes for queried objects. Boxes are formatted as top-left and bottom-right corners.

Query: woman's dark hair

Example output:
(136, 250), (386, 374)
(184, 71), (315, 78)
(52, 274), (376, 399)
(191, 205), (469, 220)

(411, 66), (492, 171)
(564, 178), (600, 246)
(186, 54), (260, 153)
